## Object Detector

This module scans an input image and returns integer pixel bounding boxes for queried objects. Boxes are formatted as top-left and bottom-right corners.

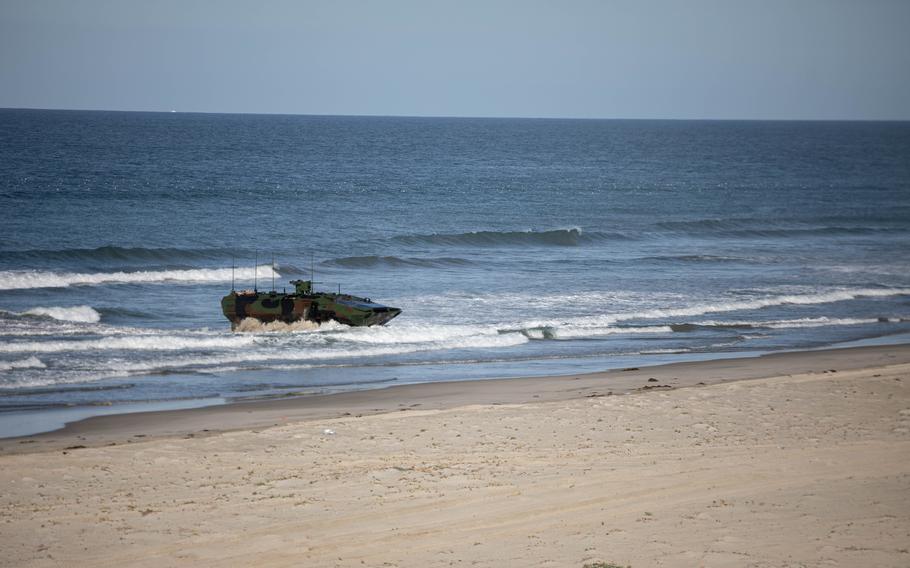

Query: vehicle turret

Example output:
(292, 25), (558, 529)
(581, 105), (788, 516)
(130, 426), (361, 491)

(290, 279), (313, 295)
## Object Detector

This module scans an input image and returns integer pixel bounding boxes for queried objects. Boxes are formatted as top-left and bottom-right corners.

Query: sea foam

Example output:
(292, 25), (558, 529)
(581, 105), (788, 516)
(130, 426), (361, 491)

(98, 331), (531, 375)
(21, 305), (102, 323)
(0, 265), (278, 290)
(566, 287), (910, 327)
(692, 317), (885, 330)
(0, 356), (46, 372)
(0, 335), (257, 354)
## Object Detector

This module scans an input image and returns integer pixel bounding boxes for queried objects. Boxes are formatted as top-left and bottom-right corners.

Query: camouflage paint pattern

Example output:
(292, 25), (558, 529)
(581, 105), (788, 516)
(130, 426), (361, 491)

(221, 279), (401, 330)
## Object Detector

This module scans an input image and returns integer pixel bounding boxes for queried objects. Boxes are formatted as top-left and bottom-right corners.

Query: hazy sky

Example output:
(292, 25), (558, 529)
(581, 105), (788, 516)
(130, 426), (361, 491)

(1, 0), (909, 119)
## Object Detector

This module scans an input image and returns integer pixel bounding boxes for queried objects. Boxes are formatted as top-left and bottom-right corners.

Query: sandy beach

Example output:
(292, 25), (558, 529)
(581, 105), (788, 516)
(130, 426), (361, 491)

(2, 343), (910, 567)
(4, 2), (910, 566)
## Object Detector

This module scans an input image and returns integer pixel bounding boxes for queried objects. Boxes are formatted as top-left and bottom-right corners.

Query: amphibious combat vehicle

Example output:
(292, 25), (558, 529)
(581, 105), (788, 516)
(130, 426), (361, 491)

(221, 279), (401, 330)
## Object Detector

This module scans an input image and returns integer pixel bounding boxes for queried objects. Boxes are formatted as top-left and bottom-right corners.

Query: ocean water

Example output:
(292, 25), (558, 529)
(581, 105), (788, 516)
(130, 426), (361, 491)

(1, 110), (909, 429)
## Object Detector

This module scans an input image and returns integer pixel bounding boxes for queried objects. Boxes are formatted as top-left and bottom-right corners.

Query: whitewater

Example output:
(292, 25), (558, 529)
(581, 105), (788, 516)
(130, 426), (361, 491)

(1, 111), (909, 414)
(0, 265), (278, 290)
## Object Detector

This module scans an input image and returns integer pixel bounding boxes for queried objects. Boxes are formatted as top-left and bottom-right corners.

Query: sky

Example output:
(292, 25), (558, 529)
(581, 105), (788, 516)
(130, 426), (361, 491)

(1, 0), (909, 120)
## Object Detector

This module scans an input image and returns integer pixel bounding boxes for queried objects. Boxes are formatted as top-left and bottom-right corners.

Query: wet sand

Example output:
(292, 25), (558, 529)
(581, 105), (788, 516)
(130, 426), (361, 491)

(2, 344), (910, 566)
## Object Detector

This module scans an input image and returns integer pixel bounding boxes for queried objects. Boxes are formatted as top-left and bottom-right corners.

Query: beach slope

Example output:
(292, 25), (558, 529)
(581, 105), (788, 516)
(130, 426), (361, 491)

(2, 345), (910, 567)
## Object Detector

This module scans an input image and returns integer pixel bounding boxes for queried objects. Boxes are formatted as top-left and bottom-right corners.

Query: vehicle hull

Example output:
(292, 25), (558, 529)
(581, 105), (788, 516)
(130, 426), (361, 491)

(221, 280), (401, 330)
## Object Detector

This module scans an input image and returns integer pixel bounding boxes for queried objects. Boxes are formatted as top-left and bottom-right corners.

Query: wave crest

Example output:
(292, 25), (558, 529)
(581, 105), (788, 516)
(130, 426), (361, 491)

(655, 218), (906, 239)
(0, 265), (277, 290)
(602, 287), (910, 324)
(325, 255), (472, 269)
(21, 305), (102, 323)
(0, 356), (46, 371)
(685, 317), (886, 330)
(0, 245), (239, 264)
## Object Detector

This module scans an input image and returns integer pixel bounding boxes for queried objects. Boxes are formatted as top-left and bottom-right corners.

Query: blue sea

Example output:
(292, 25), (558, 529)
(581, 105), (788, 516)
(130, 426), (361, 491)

(1, 109), (909, 435)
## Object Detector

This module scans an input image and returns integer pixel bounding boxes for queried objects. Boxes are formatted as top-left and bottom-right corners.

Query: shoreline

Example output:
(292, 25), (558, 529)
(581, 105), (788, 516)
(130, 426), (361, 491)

(3, 342), (909, 455)
(2, 342), (909, 566)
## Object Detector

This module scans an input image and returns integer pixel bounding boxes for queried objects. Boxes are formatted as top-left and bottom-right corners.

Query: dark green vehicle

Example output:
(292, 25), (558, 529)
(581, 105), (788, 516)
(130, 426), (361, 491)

(221, 279), (401, 330)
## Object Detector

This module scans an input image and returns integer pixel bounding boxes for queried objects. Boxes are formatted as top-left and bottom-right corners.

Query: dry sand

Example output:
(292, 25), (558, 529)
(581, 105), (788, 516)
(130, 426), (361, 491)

(2, 344), (910, 567)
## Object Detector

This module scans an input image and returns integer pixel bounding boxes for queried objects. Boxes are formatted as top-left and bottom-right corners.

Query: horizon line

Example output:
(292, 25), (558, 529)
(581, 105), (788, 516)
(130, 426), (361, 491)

(1, 106), (909, 123)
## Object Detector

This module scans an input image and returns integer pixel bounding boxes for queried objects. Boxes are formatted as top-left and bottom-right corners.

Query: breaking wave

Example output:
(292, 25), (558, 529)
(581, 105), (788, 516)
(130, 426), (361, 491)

(1, 286), (906, 392)
(553, 325), (674, 339)
(0, 356), (46, 372)
(95, 332), (531, 375)
(601, 287), (910, 324)
(0, 245), (240, 264)
(7, 305), (102, 323)
(0, 335), (257, 354)
(0, 265), (277, 290)
(483, 287), (910, 338)
(518, 315), (896, 339)
(680, 317), (889, 330)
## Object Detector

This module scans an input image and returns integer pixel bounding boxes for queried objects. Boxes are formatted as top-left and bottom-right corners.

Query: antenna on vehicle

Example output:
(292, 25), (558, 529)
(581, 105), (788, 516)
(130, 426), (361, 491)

(271, 253), (275, 292)
(254, 251), (258, 292)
